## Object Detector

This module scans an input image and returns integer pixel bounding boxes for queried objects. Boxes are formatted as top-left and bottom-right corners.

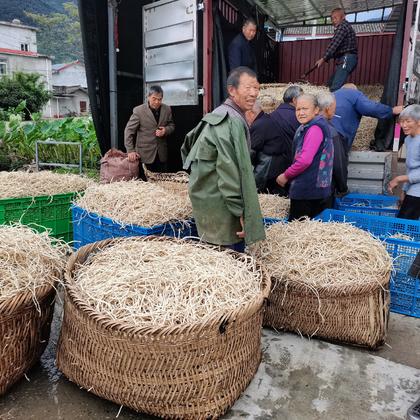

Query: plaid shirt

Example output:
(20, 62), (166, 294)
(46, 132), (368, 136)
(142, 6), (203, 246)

(324, 20), (357, 61)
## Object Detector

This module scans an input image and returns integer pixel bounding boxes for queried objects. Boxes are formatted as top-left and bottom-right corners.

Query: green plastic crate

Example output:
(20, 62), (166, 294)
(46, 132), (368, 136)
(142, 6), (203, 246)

(0, 192), (77, 242)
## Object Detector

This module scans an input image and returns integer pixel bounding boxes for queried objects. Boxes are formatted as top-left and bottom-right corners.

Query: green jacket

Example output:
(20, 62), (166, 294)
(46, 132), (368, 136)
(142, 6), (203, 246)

(181, 110), (265, 246)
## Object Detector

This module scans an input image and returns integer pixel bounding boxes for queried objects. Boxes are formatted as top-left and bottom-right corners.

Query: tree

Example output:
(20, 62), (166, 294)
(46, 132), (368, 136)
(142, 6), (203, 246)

(25, 2), (83, 63)
(0, 72), (51, 119)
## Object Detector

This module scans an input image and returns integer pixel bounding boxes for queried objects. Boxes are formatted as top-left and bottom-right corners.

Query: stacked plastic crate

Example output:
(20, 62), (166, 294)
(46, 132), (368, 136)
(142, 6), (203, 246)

(318, 202), (420, 318)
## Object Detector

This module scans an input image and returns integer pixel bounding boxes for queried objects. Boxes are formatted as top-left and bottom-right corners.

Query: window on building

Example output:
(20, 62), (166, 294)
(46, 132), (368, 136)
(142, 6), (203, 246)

(20, 43), (29, 52)
(0, 59), (7, 76)
(80, 101), (87, 113)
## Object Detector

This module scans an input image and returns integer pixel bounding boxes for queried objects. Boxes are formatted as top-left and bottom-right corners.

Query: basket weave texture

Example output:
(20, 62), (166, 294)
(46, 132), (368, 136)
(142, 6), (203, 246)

(0, 284), (56, 395)
(143, 164), (189, 194)
(57, 237), (270, 419)
(264, 275), (390, 349)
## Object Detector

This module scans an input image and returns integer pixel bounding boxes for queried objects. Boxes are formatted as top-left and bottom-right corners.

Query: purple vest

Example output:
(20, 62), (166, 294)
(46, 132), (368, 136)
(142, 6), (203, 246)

(289, 116), (334, 200)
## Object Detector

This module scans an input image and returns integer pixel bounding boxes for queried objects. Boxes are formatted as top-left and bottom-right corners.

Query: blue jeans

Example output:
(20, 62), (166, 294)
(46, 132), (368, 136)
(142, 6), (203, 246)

(225, 241), (245, 253)
(328, 54), (358, 92)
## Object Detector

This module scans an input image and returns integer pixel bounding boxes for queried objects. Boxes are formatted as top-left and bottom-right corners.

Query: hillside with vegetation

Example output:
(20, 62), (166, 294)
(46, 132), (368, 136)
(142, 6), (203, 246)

(0, 0), (82, 63)
(0, 0), (69, 24)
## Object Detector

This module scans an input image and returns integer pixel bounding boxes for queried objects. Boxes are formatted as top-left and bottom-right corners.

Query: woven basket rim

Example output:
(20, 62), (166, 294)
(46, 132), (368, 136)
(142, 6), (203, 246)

(143, 164), (189, 184)
(65, 236), (271, 337)
(0, 282), (55, 316)
(269, 273), (390, 297)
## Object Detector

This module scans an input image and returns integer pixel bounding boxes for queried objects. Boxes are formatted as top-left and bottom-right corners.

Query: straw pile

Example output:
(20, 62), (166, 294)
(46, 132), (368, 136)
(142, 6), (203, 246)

(0, 171), (91, 199)
(259, 83), (329, 113)
(352, 85), (384, 151)
(352, 117), (378, 151)
(258, 194), (290, 219)
(70, 237), (263, 327)
(0, 224), (67, 304)
(255, 220), (391, 288)
(359, 84), (384, 102)
(253, 219), (392, 347)
(1, 224), (67, 395)
(74, 180), (192, 227)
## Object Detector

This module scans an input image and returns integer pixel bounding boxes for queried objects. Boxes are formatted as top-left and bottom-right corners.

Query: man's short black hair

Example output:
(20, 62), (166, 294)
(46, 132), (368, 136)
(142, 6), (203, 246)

(331, 7), (345, 15)
(243, 17), (257, 28)
(148, 85), (163, 96)
(227, 66), (257, 89)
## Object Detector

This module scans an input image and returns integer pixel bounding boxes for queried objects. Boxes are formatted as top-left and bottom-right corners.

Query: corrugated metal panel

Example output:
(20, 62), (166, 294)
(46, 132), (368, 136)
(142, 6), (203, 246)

(347, 151), (392, 194)
(278, 34), (395, 85)
(252, 0), (403, 26)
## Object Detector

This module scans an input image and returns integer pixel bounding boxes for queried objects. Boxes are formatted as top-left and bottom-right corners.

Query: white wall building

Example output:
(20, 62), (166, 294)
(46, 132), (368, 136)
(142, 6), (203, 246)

(52, 85), (90, 117)
(0, 19), (53, 117)
(0, 19), (38, 53)
(52, 61), (90, 117)
(52, 61), (87, 88)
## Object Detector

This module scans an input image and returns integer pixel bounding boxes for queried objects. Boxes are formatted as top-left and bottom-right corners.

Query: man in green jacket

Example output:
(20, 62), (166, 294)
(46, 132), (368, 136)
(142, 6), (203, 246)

(181, 67), (265, 251)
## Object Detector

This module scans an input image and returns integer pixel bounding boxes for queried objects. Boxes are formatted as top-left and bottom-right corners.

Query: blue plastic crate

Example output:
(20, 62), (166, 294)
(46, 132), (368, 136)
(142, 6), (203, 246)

(316, 209), (420, 241)
(385, 238), (420, 318)
(263, 217), (283, 227)
(316, 209), (420, 318)
(335, 193), (399, 217)
(72, 205), (196, 249)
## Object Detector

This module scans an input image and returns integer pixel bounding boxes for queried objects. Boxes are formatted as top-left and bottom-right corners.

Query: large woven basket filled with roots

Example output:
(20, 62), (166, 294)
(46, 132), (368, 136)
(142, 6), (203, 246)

(252, 219), (392, 348)
(0, 225), (66, 395)
(57, 236), (270, 419)
(143, 164), (189, 195)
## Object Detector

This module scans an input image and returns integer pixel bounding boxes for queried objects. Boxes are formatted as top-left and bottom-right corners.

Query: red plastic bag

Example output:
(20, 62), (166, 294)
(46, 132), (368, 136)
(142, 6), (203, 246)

(100, 149), (139, 183)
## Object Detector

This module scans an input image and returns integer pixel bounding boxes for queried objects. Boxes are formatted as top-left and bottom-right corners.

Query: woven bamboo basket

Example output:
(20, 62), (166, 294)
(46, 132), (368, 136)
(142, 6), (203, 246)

(143, 164), (189, 195)
(0, 284), (56, 395)
(57, 237), (270, 419)
(264, 276), (390, 349)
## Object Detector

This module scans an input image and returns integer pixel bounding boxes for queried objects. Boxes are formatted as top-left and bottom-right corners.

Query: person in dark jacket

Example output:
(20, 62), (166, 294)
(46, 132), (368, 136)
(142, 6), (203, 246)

(264, 85), (303, 195)
(276, 94), (334, 220)
(315, 8), (358, 91)
(333, 83), (403, 151)
(245, 101), (283, 193)
(318, 92), (348, 198)
(228, 18), (257, 72)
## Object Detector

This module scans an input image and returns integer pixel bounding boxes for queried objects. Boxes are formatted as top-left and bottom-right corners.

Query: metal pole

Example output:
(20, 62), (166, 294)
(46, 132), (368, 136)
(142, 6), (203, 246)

(35, 141), (39, 172)
(392, 0), (414, 176)
(407, 1), (420, 91)
(399, 0), (414, 105)
(203, 0), (213, 114)
(108, 0), (118, 149)
(79, 143), (83, 174)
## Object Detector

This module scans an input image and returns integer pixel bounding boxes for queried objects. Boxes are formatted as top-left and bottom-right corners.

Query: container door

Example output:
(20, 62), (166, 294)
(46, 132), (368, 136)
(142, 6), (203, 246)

(143, 0), (198, 106)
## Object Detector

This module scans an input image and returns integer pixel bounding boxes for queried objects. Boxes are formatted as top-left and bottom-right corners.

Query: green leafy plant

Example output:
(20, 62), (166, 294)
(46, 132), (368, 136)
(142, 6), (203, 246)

(0, 113), (101, 170)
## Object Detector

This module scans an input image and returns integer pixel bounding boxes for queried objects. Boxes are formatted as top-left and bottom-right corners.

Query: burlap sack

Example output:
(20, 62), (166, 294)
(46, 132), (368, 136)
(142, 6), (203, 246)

(100, 149), (139, 183)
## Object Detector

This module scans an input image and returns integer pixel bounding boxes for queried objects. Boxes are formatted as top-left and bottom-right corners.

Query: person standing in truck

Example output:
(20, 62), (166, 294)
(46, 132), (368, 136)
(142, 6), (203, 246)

(228, 18), (257, 73)
(315, 8), (358, 92)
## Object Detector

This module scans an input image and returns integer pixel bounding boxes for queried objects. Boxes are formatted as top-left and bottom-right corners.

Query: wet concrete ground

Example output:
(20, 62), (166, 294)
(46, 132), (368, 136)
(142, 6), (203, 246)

(1, 295), (420, 420)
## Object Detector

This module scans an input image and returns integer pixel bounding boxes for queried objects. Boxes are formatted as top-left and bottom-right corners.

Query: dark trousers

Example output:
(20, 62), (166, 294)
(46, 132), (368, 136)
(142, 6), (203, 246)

(224, 240), (245, 253)
(397, 195), (420, 278)
(397, 194), (420, 220)
(145, 155), (168, 173)
(288, 197), (332, 221)
(327, 54), (358, 92)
